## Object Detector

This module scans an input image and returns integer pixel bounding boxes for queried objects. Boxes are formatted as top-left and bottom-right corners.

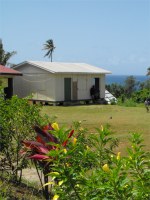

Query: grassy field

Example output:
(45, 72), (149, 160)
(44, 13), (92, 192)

(41, 104), (150, 152)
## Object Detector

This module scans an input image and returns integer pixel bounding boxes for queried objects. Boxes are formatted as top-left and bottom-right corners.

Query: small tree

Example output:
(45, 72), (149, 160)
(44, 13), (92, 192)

(124, 76), (137, 98)
(0, 93), (42, 182)
(21, 122), (150, 200)
(21, 123), (75, 200)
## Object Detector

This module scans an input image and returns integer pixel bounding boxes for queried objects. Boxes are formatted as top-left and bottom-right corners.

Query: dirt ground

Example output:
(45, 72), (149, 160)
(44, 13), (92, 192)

(22, 167), (44, 186)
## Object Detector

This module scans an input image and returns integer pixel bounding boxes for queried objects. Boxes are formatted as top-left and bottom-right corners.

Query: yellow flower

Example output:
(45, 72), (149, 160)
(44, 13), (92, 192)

(86, 145), (90, 150)
(101, 125), (104, 131)
(43, 181), (55, 187)
(52, 194), (59, 200)
(79, 127), (84, 131)
(49, 172), (60, 176)
(102, 164), (110, 172)
(124, 184), (128, 188)
(51, 122), (59, 131)
(129, 156), (132, 160)
(75, 184), (80, 188)
(72, 137), (77, 146)
(58, 180), (63, 186)
(63, 148), (67, 154)
(117, 152), (121, 160)
(65, 162), (70, 167)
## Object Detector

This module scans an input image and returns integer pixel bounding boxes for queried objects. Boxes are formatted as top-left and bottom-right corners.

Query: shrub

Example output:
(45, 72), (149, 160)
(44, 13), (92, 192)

(21, 122), (150, 200)
(117, 98), (137, 107)
(132, 89), (150, 103)
(0, 92), (43, 182)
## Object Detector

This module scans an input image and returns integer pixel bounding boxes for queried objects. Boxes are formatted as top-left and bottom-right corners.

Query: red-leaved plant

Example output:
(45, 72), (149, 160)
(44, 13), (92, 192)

(21, 123), (74, 200)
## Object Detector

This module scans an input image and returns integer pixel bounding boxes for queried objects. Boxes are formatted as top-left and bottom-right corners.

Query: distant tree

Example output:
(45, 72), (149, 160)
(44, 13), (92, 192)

(146, 67), (150, 76)
(140, 79), (150, 90)
(132, 88), (150, 103)
(0, 39), (16, 66)
(43, 39), (55, 62)
(106, 83), (124, 98)
(124, 76), (137, 97)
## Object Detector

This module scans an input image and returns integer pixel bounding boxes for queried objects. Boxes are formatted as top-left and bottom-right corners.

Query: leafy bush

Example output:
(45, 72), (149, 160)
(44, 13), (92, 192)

(21, 122), (150, 200)
(0, 91), (43, 182)
(117, 98), (137, 107)
(132, 89), (150, 103)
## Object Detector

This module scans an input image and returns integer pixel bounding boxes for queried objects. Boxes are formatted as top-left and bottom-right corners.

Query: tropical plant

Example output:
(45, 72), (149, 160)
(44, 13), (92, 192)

(43, 39), (55, 62)
(21, 123), (75, 200)
(45, 125), (150, 200)
(0, 39), (16, 66)
(0, 93), (42, 183)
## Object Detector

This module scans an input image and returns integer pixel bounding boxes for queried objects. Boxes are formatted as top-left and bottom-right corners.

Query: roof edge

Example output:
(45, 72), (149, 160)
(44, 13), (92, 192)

(12, 61), (112, 74)
(13, 61), (56, 74)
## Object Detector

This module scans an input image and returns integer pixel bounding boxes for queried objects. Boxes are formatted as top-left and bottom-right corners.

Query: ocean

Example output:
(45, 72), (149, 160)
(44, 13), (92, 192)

(106, 75), (149, 85)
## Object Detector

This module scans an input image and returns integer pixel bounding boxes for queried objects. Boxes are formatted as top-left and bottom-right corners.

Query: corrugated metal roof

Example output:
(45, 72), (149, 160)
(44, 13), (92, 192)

(0, 65), (22, 75)
(14, 61), (111, 74)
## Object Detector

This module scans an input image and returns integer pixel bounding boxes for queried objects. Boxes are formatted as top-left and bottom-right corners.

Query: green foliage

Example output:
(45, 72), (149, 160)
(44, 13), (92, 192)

(0, 179), (9, 199)
(106, 77), (150, 102)
(32, 123), (149, 200)
(132, 88), (150, 103)
(117, 98), (137, 107)
(126, 133), (150, 199)
(0, 39), (16, 66)
(1, 90), (149, 199)
(0, 92), (43, 181)
(139, 79), (150, 90)
(106, 83), (124, 98)
(124, 76), (138, 98)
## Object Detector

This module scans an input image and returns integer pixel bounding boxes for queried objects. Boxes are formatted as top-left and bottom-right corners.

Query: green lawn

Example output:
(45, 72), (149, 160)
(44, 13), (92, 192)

(41, 104), (150, 152)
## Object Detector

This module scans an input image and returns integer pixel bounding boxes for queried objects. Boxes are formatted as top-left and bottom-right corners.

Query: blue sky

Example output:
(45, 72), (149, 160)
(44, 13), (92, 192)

(0, 0), (150, 75)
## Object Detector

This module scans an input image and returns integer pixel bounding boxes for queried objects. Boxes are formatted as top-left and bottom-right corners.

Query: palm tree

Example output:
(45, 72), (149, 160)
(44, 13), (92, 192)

(0, 39), (16, 66)
(43, 39), (55, 62)
(146, 67), (150, 76)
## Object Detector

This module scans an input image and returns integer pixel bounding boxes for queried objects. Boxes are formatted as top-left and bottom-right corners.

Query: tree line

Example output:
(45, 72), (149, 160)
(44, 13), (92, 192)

(106, 75), (150, 103)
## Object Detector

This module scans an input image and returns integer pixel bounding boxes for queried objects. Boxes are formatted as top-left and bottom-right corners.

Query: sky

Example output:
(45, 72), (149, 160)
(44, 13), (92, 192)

(0, 0), (150, 75)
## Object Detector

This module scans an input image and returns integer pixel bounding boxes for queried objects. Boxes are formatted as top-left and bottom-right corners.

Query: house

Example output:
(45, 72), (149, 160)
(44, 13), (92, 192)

(12, 61), (111, 104)
(0, 65), (22, 98)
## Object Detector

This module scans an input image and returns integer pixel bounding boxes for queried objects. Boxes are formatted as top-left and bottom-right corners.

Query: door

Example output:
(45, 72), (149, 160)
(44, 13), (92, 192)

(95, 78), (100, 99)
(64, 78), (71, 101)
(95, 78), (99, 91)
(72, 81), (78, 100)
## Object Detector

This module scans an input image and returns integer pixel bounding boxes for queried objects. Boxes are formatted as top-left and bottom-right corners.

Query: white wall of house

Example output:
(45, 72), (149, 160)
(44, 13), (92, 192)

(54, 73), (106, 101)
(13, 63), (56, 101)
(100, 75), (105, 98)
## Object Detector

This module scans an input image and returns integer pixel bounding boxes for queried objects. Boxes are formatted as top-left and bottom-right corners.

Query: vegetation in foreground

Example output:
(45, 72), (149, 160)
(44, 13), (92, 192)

(0, 92), (150, 199)
(20, 122), (150, 200)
